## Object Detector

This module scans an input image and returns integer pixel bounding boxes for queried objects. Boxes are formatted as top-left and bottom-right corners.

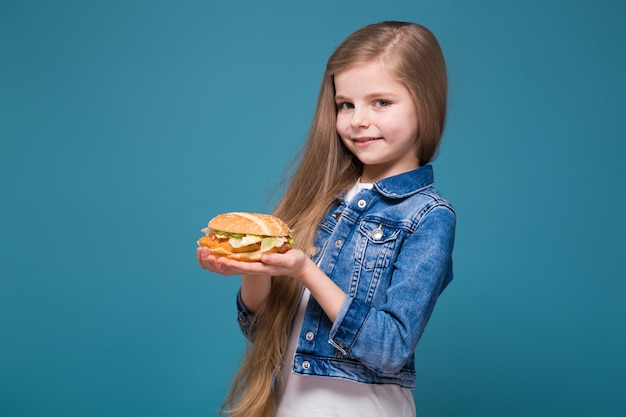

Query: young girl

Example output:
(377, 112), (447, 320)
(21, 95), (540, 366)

(197, 21), (455, 417)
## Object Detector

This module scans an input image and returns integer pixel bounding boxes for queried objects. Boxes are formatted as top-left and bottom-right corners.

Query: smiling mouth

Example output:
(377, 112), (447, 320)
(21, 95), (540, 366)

(353, 137), (382, 143)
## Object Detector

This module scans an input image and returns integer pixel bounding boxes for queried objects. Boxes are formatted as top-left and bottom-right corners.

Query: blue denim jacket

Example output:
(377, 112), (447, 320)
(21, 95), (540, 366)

(236, 164), (456, 388)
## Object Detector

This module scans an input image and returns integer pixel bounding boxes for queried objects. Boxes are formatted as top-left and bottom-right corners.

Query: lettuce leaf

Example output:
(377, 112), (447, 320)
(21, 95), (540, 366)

(214, 231), (246, 239)
(230, 234), (262, 248)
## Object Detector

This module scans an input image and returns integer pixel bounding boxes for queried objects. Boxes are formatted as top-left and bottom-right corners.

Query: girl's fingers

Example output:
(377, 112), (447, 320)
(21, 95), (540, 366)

(197, 247), (226, 273)
(216, 257), (270, 276)
(261, 249), (306, 271)
(197, 248), (271, 277)
(197, 247), (305, 278)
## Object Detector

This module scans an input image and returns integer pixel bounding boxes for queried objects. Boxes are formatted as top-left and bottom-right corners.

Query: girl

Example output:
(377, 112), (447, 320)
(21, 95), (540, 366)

(197, 21), (456, 417)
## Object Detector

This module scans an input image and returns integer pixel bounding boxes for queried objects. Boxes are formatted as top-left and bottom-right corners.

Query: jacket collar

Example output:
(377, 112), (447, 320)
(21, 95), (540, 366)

(373, 164), (434, 199)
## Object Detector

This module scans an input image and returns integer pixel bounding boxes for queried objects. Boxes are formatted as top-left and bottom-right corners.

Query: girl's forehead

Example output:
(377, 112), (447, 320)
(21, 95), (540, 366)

(334, 60), (407, 93)
(336, 57), (396, 77)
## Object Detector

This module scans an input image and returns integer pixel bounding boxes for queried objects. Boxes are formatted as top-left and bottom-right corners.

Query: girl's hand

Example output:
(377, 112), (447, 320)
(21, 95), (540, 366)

(196, 246), (263, 277)
(254, 249), (310, 278)
(196, 246), (309, 279)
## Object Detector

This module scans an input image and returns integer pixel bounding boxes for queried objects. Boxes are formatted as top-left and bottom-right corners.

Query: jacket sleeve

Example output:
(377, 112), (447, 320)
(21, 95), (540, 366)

(235, 289), (256, 341)
(328, 204), (456, 373)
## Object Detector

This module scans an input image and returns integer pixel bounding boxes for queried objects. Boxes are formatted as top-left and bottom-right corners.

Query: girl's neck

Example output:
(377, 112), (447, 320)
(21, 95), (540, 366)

(361, 163), (420, 183)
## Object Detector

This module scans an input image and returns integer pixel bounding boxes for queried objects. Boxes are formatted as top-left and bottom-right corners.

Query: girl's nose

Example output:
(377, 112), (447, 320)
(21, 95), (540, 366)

(350, 107), (370, 128)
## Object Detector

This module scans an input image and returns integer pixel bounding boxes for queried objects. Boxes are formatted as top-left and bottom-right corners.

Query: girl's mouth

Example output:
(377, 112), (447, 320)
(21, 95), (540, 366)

(353, 137), (382, 146)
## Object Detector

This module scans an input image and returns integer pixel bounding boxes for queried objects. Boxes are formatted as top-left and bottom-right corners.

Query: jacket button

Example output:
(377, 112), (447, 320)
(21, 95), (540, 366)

(357, 199), (367, 208)
(302, 361), (311, 370)
(306, 331), (315, 341)
(335, 240), (343, 248)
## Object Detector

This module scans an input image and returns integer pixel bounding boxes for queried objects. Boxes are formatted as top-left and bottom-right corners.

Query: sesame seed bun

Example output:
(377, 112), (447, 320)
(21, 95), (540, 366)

(208, 212), (291, 237)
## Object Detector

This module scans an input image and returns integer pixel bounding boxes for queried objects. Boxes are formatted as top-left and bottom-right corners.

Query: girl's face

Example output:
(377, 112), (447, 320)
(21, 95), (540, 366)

(334, 60), (419, 183)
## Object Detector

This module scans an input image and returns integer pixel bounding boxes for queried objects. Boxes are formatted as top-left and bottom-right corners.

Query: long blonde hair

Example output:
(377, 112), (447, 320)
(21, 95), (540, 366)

(221, 21), (448, 417)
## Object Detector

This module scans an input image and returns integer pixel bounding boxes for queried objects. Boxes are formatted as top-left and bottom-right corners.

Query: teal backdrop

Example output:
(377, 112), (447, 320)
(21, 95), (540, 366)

(2, 0), (625, 416)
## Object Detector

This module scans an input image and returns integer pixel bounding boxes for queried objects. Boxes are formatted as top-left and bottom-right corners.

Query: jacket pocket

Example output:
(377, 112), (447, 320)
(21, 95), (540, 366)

(355, 219), (401, 271)
(350, 219), (402, 303)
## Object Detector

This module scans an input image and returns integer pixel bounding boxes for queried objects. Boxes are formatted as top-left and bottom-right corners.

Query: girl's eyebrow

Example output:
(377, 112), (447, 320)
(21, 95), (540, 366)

(335, 92), (399, 102)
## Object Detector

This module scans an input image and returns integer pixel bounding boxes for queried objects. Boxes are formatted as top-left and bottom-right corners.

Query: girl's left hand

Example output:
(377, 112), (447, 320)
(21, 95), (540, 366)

(255, 249), (310, 278)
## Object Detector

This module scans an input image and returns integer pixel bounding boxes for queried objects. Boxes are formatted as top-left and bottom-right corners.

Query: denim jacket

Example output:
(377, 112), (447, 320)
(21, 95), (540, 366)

(236, 164), (456, 389)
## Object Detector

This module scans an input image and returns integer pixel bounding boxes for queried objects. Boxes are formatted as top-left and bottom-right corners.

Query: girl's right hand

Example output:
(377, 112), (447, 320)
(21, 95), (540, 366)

(196, 246), (250, 276)
(196, 246), (272, 278)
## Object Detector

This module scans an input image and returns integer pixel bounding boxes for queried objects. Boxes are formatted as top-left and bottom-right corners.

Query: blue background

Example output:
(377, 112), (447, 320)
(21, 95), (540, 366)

(2, 0), (625, 416)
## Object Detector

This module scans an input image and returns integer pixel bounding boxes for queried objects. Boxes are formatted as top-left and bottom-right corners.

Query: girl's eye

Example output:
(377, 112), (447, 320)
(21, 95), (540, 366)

(375, 100), (390, 107)
(337, 102), (354, 110)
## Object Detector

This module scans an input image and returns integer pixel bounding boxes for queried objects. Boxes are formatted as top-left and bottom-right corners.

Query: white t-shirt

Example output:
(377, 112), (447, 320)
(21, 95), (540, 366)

(275, 180), (416, 417)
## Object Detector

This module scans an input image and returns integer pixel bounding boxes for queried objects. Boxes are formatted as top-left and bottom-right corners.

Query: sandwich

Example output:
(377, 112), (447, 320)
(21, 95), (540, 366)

(197, 212), (294, 262)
